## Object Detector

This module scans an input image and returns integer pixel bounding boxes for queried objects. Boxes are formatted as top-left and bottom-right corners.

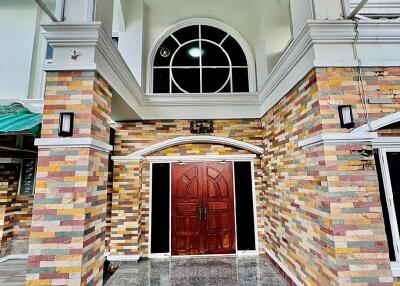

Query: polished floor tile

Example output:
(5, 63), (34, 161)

(0, 259), (27, 286)
(106, 255), (289, 286)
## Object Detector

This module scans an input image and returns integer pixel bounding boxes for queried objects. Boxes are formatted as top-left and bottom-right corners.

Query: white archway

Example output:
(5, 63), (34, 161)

(112, 135), (263, 161)
(147, 18), (257, 93)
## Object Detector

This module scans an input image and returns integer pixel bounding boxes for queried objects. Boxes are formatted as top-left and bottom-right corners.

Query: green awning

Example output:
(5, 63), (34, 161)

(0, 103), (42, 137)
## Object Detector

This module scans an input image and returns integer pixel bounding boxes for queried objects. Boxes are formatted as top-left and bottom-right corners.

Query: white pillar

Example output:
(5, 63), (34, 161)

(63, 0), (114, 37)
(312, 0), (345, 19)
(290, 0), (314, 36)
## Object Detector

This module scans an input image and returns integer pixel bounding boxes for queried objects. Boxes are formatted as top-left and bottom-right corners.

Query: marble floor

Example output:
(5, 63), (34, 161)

(0, 255), (289, 286)
(0, 259), (27, 286)
(106, 255), (289, 286)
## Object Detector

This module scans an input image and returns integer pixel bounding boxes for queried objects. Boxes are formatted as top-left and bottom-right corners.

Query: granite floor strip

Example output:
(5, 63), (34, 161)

(106, 255), (289, 286)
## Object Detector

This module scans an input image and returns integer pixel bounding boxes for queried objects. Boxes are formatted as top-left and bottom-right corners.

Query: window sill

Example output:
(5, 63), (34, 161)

(392, 262), (400, 277)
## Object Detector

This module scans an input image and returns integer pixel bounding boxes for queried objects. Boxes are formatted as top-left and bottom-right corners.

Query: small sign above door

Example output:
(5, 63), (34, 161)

(190, 120), (214, 134)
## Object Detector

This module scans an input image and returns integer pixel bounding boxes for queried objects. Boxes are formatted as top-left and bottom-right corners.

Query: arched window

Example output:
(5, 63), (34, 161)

(151, 22), (253, 94)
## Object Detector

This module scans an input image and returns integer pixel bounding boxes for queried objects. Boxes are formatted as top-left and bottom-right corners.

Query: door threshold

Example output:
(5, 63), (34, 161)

(149, 252), (259, 259)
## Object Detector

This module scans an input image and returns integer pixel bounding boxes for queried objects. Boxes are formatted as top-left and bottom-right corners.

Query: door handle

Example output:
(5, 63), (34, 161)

(203, 206), (208, 220)
(198, 206), (204, 220)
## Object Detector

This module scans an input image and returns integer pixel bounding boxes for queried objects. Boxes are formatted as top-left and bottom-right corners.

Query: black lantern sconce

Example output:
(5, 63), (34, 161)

(58, 112), (74, 137)
(338, 105), (354, 129)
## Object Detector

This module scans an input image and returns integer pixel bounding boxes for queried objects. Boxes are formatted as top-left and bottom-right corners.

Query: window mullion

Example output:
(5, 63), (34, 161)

(199, 25), (203, 94)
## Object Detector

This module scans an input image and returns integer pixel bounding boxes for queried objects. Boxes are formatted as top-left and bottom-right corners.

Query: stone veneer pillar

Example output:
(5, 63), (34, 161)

(109, 160), (143, 258)
(0, 163), (20, 257)
(26, 71), (112, 286)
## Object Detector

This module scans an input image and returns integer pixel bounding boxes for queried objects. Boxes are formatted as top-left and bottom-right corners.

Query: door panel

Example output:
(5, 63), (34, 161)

(172, 163), (203, 255)
(172, 162), (235, 255)
(203, 162), (235, 254)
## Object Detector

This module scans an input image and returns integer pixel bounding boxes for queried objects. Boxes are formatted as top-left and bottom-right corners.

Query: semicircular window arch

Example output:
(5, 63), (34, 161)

(152, 25), (250, 94)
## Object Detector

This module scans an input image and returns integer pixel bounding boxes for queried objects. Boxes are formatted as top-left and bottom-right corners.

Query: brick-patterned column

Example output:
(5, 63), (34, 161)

(324, 143), (393, 285)
(0, 163), (20, 257)
(109, 160), (142, 258)
(26, 71), (112, 286)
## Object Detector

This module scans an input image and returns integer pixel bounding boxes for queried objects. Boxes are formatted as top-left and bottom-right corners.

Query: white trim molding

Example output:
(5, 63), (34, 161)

(113, 136), (263, 163)
(298, 132), (378, 148)
(300, 112), (400, 148)
(146, 154), (256, 163)
(106, 254), (142, 262)
(35, 137), (113, 153)
(40, 20), (400, 120)
(392, 262), (400, 277)
(0, 254), (28, 264)
(41, 22), (143, 121)
(349, 0), (400, 16)
(259, 19), (400, 117)
(352, 112), (400, 133)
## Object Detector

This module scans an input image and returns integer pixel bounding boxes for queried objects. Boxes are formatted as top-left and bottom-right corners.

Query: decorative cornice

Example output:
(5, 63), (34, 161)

(146, 154), (257, 163)
(351, 112), (400, 133)
(350, 0), (400, 15)
(298, 133), (378, 148)
(259, 19), (400, 116)
(142, 92), (260, 106)
(308, 20), (400, 44)
(112, 136), (263, 163)
(35, 137), (113, 153)
(42, 22), (144, 120)
(40, 20), (400, 120)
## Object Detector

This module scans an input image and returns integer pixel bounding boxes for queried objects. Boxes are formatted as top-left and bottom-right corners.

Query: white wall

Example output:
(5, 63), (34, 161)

(290, 0), (314, 36)
(117, 0), (145, 87)
(255, 0), (292, 86)
(0, 0), (39, 100)
(28, 10), (50, 100)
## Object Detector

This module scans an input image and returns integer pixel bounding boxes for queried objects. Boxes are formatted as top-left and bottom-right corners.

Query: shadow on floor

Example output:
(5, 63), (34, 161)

(106, 255), (289, 286)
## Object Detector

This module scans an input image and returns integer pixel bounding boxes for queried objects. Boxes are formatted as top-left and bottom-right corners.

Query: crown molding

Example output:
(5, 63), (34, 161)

(350, 0), (400, 16)
(35, 137), (113, 153)
(259, 19), (400, 117)
(40, 20), (400, 120)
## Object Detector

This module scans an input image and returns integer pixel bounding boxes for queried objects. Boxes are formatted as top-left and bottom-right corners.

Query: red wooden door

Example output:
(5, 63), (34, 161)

(203, 162), (236, 254)
(172, 162), (235, 255)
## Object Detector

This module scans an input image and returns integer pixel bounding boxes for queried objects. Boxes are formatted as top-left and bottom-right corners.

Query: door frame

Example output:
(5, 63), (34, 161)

(378, 148), (400, 261)
(148, 154), (259, 258)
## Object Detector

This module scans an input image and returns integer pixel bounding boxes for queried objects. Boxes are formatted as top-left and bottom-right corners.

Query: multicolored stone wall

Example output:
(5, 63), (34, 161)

(261, 68), (398, 285)
(11, 195), (34, 254)
(112, 120), (264, 256)
(0, 163), (20, 257)
(317, 67), (400, 131)
(0, 162), (34, 257)
(110, 161), (143, 256)
(26, 71), (112, 286)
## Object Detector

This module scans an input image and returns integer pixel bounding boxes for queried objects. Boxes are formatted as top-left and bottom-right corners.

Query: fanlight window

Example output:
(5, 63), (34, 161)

(153, 25), (250, 94)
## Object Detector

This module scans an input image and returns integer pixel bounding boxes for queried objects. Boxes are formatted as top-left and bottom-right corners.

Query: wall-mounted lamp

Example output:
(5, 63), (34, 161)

(338, 105), (354, 129)
(58, 112), (74, 137)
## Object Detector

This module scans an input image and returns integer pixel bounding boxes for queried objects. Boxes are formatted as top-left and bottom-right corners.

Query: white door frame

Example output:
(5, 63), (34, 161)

(378, 148), (400, 261)
(148, 154), (260, 258)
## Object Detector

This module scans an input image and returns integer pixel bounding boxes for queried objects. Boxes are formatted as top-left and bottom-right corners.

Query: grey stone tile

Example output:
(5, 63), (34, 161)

(106, 256), (288, 286)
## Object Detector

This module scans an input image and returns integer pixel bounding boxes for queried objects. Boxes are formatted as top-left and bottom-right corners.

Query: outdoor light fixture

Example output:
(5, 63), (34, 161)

(58, 112), (74, 137)
(338, 105), (354, 129)
(188, 47), (202, 58)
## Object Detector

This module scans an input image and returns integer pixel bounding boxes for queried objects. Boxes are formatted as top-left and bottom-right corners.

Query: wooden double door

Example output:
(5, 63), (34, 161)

(172, 162), (236, 255)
